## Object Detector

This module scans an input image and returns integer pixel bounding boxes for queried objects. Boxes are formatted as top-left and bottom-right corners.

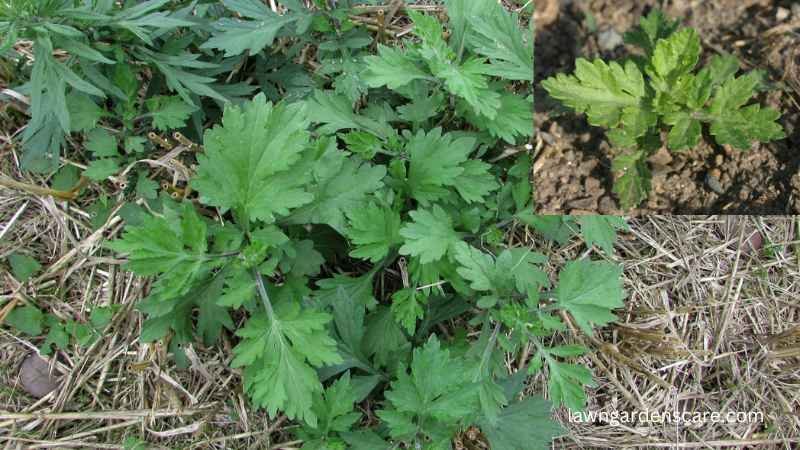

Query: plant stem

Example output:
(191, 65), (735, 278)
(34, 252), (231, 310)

(252, 268), (275, 321)
(476, 321), (501, 382)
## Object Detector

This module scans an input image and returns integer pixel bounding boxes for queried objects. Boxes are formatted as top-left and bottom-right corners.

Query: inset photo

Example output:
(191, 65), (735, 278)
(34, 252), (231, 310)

(534, 0), (799, 214)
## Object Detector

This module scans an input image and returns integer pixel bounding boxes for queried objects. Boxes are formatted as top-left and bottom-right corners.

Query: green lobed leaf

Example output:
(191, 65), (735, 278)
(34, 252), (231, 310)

(200, 0), (300, 57)
(575, 216), (628, 254)
(83, 159), (119, 180)
(377, 336), (477, 443)
(233, 301), (341, 427)
(542, 58), (645, 129)
(345, 202), (402, 263)
(362, 45), (431, 89)
(296, 372), (362, 444)
(108, 202), (211, 300)
(468, 2), (533, 81)
(192, 93), (313, 224)
(646, 27), (701, 94)
(390, 288), (425, 335)
(6, 305), (44, 336)
(478, 396), (565, 450)
(85, 128), (117, 157)
(708, 72), (784, 149)
(8, 253), (42, 282)
(285, 146), (386, 234)
(399, 205), (462, 264)
(553, 260), (625, 335)
(146, 96), (197, 131)
(611, 151), (651, 209)
(623, 9), (680, 55)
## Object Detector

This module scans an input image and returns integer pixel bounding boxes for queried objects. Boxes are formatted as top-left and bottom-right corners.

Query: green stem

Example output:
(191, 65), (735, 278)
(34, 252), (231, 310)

(475, 321), (501, 382)
(205, 250), (240, 259)
(252, 268), (275, 321)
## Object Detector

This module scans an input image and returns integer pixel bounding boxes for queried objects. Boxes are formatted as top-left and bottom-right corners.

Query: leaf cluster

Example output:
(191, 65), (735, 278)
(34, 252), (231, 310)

(542, 10), (785, 208)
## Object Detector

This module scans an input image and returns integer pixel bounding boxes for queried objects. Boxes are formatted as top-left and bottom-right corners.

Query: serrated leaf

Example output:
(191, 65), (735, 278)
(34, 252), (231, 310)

(710, 72), (761, 115)
(362, 45), (431, 89)
(707, 72), (784, 149)
(611, 151), (650, 209)
(478, 396), (564, 450)
(707, 53), (740, 86)
(318, 284), (373, 380)
(85, 128), (117, 157)
(84, 159), (119, 180)
(67, 92), (105, 132)
(452, 159), (499, 203)
(297, 372), (361, 443)
(553, 260), (625, 334)
(464, 92), (534, 143)
(5, 305), (44, 335)
(125, 136), (147, 153)
(341, 430), (390, 449)
(468, 3), (533, 81)
(575, 216), (628, 254)
(43, 320), (69, 354)
(283, 240), (324, 278)
(453, 242), (497, 292)
(516, 214), (575, 245)
(647, 27), (701, 92)
(315, 273), (377, 310)
(710, 104), (784, 150)
(217, 267), (256, 308)
(193, 93), (313, 224)
(285, 148), (386, 234)
(405, 127), (481, 205)
(146, 95), (196, 131)
(201, 0), (299, 56)
(108, 202), (211, 299)
(390, 288), (425, 335)
(399, 205), (462, 264)
(194, 272), (234, 346)
(397, 90), (445, 124)
(135, 172), (158, 199)
(306, 90), (394, 139)
(377, 336), (477, 443)
(622, 10), (680, 55)
(8, 253), (42, 282)
(345, 202), (402, 263)
(437, 57), (501, 119)
(233, 300), (341, 427)
(364, 306), (410, 368)
(502, 248), (549, 294)
(664, 111), (702, 150)
(136, 48), (228, 105)
(543, 58), (645, 129)
(547, 359), (595, 411)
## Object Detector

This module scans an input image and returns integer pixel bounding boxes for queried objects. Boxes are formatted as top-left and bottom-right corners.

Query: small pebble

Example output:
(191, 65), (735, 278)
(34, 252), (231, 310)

(706, 170), (724, 194)
(597, 28), (623, 51)
(19, 355), (59, 398)
(649, 147), (673, 167)
(715, 154), (724, 166)
(777, 7), (790, 22)
(584, 177), (601, 193)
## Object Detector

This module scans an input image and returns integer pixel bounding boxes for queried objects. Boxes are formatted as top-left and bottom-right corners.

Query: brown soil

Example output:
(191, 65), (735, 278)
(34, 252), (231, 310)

(534, 0), (800, 214)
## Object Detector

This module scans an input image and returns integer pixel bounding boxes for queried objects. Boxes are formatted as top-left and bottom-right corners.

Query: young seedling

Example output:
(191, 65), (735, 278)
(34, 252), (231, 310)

(542, 10), (785, 208)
